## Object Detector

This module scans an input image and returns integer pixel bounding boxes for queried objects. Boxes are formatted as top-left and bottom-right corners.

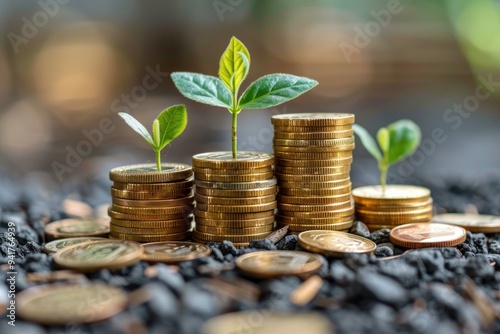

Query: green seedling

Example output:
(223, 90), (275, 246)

(118, 105), (187, 171)
(353, 120), (421, 194)
(171, 36), (318, 158)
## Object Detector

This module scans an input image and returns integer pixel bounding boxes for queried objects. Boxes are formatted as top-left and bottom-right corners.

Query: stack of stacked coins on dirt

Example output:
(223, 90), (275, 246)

(191, 152), (277, 246)
(108, 163), (194, 242)
(272, 113), (356, 233)
(352, 185), (433, 230)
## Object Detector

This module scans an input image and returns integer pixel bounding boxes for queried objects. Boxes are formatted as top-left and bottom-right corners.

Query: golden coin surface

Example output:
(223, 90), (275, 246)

(390, 223), (466, 248)
(195, 178), (277, 190)
(44, 237), (107, 254)
(110, 217), (192, 228)
(236, 250), (323, 278)
(273, 151), (352, 161)
(277, 214), (354, 224)
(274, 129), (353, 140)
(194, 171), (275, 182)
(271, 113), (355, 126)
(278, 184), (352, 197)
(141, 241), (210, 263)
(432, 213), (500, 233)
(109, 231), (189, 242)
(278, 178), (351, 189)
(201, 311), (333, 334)
(111, 188), (192, 200)
(192, 230), (272, 243)
(195, 187), (277, 198)
(192, 166), (272, 175)
(110, 223), (189, 235)
(298, 230), (376, 257)
(112, 178), (194, 191)
(107, 208), (186, 221)
(352, 185), (431, 204)
(355, 199), (433, 211)
(279, 200), (352, 212)
(275, 172), (349, 182)
(273, 136), (355, 147)
(275, 157), (352, 167)
(45, 219), (109, 239)
(111, 203), (193, 215)
(195, 216), (275, 228)
(110, 163), (192, 183)
(278, 221), (353, 232)
(53, 240), (142, 271)
(277, 193), (351, 205)
(196, 201), (277, 213)
(194, 208), (274, 220)
(192, 152), (274, 169)
(274, 165), (350, 175)
(355, 205), (433, 216)
(112, 196), (194, 208)
(17, 283), (127, 326)
(273, 124), (352, 132)
(195, 193), (276, 205)
(195, 224), (274, 235)
(274, 145), (354, 153)
(281, 206), (354, 218)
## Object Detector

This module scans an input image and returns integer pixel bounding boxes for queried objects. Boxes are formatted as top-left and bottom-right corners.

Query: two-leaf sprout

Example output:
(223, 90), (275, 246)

(353, 120), (421, 194)
(171, 36), (318, 158)
(118, 105), (187, 171)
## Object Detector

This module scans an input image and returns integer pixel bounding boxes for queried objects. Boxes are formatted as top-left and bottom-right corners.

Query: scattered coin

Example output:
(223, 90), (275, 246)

(389, 223), (467, 248)
(432, 213), (500, 233)
(44, 237), (107, 253)
(298, 230), (376, 257)
(141, 241), (211, 263)
(44, 218), (109, 240)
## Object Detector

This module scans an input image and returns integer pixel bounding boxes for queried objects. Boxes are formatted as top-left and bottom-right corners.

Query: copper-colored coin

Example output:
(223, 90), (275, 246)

(352, 185), (431, 205)
(274, 129), (353, 140)
(195, 178), (277, 190)
(271, 113), (355, 126)
(53, 240), (142, 271)
(273, 136), (355, 147)
(274, 165), (350, 175)
(195, 187), (277, 198)
(110, 163), (192, 183)
(298, 230), (376, 257)
(275, 157), (352, 167)
(280, 206), (354, 218)
(110, 223), (189, 235)
(111, 203), (193, 215)
(196, 201), (277, 213)
(195, 216), (275, 228)
(17, 283), (127, 325)
(194, 208), (274, 220)
(44, 237), (107, 254)
(278, 184), (352, 197)
(110, 217), (192, 228)
(193, 166), (272, 175)
(112, 196), (194, 208)
(279, 201), (352, 212)
(278, 194), (351, 205)
(107, 208), (186, 221)
(111, 188), (193, 200)
(192, 152), (274, 169)
(195, 224), (274, 235)
(236, 250), (323, 278)
(45, 219), (109, 239)
(273, 124), (352, 132)
(141, 241), (211, 263)
(277, 221), (353, 232)
(195, 193), (276, 205)
(194, 171), (274, 182)
(192, 230), (272, 243)
(277, 214), (354, 224)
(432, 213), (500, 233)
(389, 223), (467, 248)
(278, 178), (351, 189)
(109, 231), (189, 242)
(113, 178), (194, 191)
(275, 172), (350, 182)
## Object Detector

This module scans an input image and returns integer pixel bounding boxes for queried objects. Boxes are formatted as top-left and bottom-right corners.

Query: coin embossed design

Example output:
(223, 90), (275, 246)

(110, 163), (192, 183)
(390, 223), (466, 248)
(432, 213), (500, 233)
(141, 241), (210, 263)
(44, 237), (107, 254)
(45, 219), (109, 239)
(298, 230), (376, 257)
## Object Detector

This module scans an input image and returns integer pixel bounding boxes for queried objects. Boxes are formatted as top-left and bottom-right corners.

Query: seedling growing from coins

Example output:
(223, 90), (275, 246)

(353, 120), (421, 194)
(118, 105), (187, 171)
(171, 36), (318, 158)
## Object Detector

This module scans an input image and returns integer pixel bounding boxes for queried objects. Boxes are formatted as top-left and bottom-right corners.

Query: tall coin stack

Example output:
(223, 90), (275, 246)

(192, 152), (277, 247)
(272, 113), (356, 233)
(352, 185), (433, 230)
(108, 163), (194, 242)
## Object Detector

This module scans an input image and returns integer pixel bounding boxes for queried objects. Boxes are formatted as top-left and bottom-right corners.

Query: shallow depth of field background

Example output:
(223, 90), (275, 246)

(0, 0), (499, 187)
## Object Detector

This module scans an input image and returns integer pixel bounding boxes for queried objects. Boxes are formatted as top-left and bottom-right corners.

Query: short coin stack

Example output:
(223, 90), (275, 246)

(272, 113), (356, 233)
(352, 185), (433, 230)
(108, 163), (194, 242)
(192, 152), (277, 246)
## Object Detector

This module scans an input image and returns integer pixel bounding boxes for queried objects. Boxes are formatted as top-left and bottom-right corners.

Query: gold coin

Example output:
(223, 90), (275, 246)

(277, 214), (354, 224)
(274, 124), (352, 132)
(196, 187), (277, 198)
(278, 184), (352, 196)
(278, 221), (353, 232)
(201, 311), (333, 334)
(275, 172), (350, 182)
(192, 166), (272, 175)
(195, 193), (276, 205)
(112, 196), (194, 208)
(111, 217), (192, 228)
(279, 200), (352, 212)
(274, 136), (354, 147)
(113, 178), (194, 191)
(141, 241), (211, 263)
(109, 231), (189, 242)
(432, 213), (500, 233)
(352, 185), (431, 205)
(273, 151), (352, 160)
(111, 188), (193, 200)
(110, 223), (189, 235)
(271, 113), (355, 126)
(356, 206), (433, 216)
(111, 203), (193, 215)
(354, 199), (433, 211)
(389, 223), (466, 248)
(110, 163), (192, 183)
(277, 194), (351, 205)
(236, 250), (323, 279)
(194, 171), (275, 182)
(192, 230), (272, 243)
(195, 216), (275, 228)
(278, 178), (351, 189)
(280, 206), (354, 218)
(17, 283), (127, 326)
(192, 151), (274, 169)
(53, 240), (142, 271)
(195, 178), (277, 190)
(45, 219), (109, 239)
(274, 129), (354, 140)
(107, 208), (186, 221)
(195, 224), (274, 235)
(275, 157), (352, 167)
(274, 165), (350, 175)
(274, 144), (355, 153)
(196, 201), (277, 213)
(298, 230), (376, 257)
(194, 208), (274, 220)
(44, 237), (108, 254)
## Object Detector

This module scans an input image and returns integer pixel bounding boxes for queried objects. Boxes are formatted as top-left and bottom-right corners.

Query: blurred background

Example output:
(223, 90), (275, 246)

(0, 0), (499, 188)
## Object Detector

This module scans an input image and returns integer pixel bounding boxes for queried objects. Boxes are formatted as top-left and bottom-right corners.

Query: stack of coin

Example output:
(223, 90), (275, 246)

(272, 113), (355, 233)
(192, 152), (277, 246)
(108, 163), (194, 242)
(352, 185), (433, 230)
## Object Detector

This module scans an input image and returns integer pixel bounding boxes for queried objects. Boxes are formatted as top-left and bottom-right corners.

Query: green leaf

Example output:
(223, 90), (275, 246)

(155, 104), (188, 150)
(118, 112), (154, 147)
(377, 127), (390, 157)
(238, 74), (318, 109)
(386, 120), (421, 165)
(218, 36), (251, 93)
(171, 72), (232, 108)
(353, 124), (382, 162)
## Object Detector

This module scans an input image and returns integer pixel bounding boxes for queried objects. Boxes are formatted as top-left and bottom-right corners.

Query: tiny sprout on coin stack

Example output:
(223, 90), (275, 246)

(118, 105), (187, 171)
(353, 120), (421, 194)
(171, 36), (318, 158)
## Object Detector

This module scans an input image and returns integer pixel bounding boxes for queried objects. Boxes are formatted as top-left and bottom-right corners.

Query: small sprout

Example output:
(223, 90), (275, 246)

(353, 120), (421, 194)
(118, 105), (188, 171)
(171, 36), (318, 158)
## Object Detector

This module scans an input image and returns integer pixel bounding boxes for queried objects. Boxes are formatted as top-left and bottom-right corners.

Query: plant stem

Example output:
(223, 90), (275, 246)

(155, 150), (162, 171)
(380, 164), (387, 195)
(232, 112), (237, 159)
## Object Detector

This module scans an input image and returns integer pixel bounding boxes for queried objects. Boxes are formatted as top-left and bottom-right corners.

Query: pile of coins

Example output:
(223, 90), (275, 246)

(108, 163), (194, 242)
(272, 113), (356, 233)
(192, 152), (277, 246)
(352, 185), (433, 230)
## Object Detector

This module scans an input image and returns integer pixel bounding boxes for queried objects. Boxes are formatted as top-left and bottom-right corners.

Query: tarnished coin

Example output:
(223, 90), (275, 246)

(110, 163), (192, 183)
(274, 129), (353, 140)
(196, 201), (277, 213)
(432, 213), (500, 233)
(194, 172), (274, 182)
(271, 113), (355, 126)
(141, 241), (210, 263)
(201, 311), (334, 334)
(275, 157), (352, 167)
(196, 187), (277, 198)
(44, 237), (107, 254)
(195, 193), (276, 205)
(352, 185), (431, 205)
(112, 196), (194, 207)
(298, 230), (376, 257)
(390, 223), (467, 248)
(44, 219), (109, 239)
(236, 250), (323, 278)
(17, 283), (127, 326)
(195, 178), (277, 190)
(273, 143), (355, 152)
(53, 240), (142, 271)
(192, 152), (274, 169)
